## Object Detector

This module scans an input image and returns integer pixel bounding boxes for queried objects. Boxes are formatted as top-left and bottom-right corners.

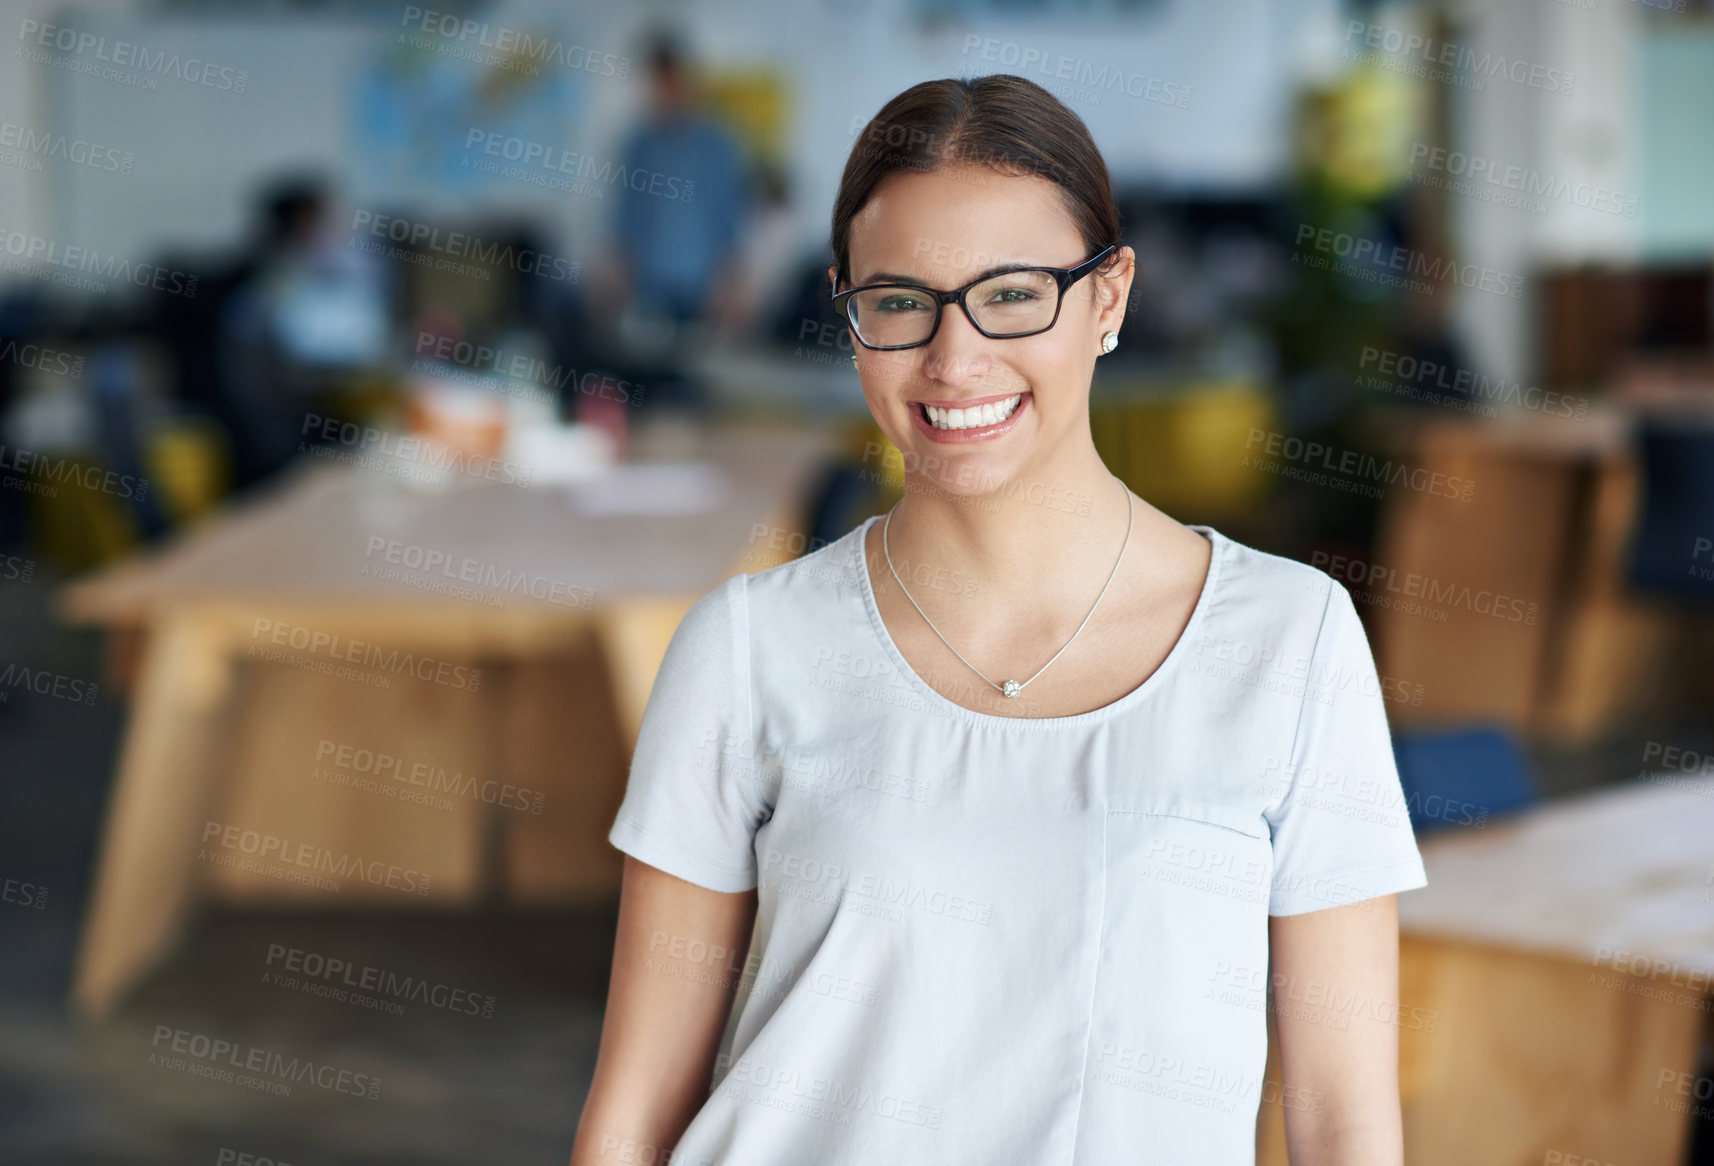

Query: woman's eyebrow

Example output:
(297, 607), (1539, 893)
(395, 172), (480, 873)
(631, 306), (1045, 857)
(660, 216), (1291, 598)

(856, 260), (1041, 287)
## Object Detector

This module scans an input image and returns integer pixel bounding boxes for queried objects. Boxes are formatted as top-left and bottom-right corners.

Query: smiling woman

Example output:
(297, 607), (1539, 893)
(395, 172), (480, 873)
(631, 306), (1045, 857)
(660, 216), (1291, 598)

(570, 74), (1426, 1166)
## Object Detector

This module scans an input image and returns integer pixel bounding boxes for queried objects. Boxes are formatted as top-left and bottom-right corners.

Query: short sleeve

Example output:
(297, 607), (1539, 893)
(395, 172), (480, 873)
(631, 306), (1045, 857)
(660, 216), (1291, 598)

(1264, 580), (1429, 916)
(607, 574), (769, 893)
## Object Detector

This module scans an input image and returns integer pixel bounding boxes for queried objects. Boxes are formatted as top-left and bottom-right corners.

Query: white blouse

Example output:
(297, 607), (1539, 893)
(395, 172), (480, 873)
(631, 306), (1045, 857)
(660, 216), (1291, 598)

(608, 514), (1428, 1165)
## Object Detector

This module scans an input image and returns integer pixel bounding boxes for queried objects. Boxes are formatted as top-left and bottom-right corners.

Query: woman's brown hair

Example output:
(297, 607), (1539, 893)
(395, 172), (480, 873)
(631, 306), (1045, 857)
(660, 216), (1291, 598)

(830, 74), (1123, 291)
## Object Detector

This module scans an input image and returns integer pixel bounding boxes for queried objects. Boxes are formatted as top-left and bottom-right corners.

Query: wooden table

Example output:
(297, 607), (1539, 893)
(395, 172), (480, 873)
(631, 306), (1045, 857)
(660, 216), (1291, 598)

(1368, 406), (1678, 741)
(1267, 776), (1712, 1164)
(61, 421), (837, 1020)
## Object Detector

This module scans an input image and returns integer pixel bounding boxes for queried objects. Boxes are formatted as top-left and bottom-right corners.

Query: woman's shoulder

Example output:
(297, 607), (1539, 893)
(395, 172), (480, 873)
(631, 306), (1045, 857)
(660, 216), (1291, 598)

(1194, 523), (1350, 648)
(711, 516), (873, 631)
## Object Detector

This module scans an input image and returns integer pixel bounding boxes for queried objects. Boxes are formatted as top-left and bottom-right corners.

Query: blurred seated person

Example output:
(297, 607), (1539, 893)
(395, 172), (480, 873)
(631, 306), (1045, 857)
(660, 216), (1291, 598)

(718, 162), (806, 343)
(218, 173), (389, 489)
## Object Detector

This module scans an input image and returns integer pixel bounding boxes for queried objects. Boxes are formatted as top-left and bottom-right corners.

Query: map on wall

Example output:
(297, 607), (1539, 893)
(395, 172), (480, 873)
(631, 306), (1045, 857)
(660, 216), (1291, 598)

(352, 17), (593, 201)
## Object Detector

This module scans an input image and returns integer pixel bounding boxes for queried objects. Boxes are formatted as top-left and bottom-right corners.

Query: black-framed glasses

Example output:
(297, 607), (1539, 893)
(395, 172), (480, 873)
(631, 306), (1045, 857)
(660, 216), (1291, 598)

(831, 243), (1118, 350)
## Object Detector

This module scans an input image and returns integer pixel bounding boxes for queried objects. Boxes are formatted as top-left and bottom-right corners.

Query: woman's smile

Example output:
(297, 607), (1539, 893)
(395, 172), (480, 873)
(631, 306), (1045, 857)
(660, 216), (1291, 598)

(906, 390), (1031, 443)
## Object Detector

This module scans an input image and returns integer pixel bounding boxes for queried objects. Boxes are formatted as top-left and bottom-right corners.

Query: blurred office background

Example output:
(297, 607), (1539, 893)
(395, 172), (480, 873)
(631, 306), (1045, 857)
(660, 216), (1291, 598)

(2, 0), (1714, 1161)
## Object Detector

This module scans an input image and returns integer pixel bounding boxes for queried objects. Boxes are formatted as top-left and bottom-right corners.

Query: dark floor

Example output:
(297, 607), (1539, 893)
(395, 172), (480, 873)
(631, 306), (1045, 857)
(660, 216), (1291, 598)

(3, 558), (1713, 1163)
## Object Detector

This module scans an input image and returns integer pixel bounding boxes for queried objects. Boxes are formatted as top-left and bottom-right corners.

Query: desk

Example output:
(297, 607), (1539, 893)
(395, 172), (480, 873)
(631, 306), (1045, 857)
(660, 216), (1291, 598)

(1262, 777), (1712, 1164)
(62, 422), (837, 1020)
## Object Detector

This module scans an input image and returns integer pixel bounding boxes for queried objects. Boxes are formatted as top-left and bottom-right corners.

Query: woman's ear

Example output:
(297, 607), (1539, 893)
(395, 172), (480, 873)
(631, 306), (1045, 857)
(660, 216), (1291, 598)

(827, 265), (840, 296)
(1098, 247), (1137, 328)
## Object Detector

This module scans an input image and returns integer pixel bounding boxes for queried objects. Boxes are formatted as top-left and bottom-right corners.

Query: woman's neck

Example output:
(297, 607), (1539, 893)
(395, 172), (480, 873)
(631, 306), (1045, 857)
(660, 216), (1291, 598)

(879, 441), (1149, 606)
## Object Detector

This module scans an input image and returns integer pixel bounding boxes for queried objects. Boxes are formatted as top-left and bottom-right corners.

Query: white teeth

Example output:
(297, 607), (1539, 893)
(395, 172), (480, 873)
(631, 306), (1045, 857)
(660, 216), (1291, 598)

(924, 394), (1022, 430)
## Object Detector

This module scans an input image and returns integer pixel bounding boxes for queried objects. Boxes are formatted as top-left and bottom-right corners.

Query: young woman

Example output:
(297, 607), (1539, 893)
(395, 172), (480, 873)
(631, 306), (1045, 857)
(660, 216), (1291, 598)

(570, 74), (1426, 1166)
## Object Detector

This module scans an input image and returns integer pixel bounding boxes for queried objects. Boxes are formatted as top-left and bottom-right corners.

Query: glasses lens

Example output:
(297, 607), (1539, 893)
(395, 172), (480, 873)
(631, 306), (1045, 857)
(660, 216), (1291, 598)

(967, 270), (1059, 336)
(848, 286), (938, 347)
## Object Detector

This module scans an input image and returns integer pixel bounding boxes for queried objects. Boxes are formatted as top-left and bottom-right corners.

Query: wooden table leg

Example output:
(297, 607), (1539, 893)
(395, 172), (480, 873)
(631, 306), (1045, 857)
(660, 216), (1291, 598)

(70, 609), (236, 1021)
(594, 598), (698, 758)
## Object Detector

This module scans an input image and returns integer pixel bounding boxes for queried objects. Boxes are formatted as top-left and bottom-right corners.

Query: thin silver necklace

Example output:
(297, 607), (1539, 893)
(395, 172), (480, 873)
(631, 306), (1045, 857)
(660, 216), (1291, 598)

(881, 474), (1133, 698)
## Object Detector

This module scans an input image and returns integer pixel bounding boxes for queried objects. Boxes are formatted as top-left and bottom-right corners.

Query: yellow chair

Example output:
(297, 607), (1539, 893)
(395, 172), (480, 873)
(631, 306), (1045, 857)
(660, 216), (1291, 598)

(145, 414), (232, 527)
(1093, 379), (1276, 521)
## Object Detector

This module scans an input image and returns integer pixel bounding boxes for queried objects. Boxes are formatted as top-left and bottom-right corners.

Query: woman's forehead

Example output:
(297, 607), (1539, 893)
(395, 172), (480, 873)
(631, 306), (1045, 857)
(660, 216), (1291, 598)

(848, 168), (1080, 281)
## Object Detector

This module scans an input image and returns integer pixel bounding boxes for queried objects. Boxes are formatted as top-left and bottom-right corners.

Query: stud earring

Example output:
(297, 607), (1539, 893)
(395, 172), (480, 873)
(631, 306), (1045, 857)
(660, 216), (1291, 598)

(850, 354), (858, 369)
(1100, 331), (1119, 355)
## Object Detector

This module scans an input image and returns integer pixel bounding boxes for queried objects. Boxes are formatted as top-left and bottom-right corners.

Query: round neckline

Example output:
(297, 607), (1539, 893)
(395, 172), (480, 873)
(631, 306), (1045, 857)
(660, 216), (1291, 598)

(852, 512), (1225, 729)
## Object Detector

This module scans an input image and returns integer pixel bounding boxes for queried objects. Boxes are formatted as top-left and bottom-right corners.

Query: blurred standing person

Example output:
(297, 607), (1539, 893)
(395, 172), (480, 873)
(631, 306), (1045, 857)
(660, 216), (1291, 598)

(602, 28), (751, 414)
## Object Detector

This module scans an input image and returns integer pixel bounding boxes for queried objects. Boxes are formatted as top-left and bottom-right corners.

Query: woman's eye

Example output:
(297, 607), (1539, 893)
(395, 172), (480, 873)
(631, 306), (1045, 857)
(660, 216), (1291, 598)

(985, 286), (1038, 304)
(875, 295), (927, 312)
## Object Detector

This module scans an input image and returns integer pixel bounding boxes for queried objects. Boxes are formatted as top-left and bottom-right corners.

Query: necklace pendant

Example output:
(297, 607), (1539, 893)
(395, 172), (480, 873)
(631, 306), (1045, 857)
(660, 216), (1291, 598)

(1002, 679), (1021, 698)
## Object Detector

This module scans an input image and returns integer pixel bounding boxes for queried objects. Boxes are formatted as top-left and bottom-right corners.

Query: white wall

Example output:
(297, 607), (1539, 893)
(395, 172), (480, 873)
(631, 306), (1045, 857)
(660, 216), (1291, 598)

(1636, 25), (1714, 263)
(15, 0), (1345, 276)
